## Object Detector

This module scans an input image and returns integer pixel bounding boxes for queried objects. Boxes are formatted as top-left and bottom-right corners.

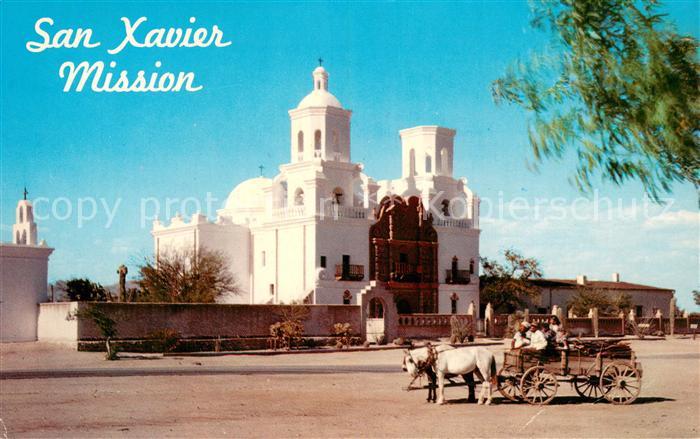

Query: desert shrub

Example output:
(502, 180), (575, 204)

(269, 320), (305, 350)
(450, 316), (474, 344)
(332, 322), (353, 349)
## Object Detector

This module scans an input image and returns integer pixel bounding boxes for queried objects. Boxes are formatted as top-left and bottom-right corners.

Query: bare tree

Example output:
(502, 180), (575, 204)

(137, 248), (238, 303)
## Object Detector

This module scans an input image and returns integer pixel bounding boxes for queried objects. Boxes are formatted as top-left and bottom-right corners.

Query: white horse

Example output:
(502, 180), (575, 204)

(433, 346), (496, 405)
(402, 344), (476, 403)
(402, 344), (455, 380)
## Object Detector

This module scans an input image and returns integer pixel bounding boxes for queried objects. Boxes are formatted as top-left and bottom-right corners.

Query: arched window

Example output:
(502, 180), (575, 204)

(469, 259), (475, 274)
(19, 207), (23, 223)
(280, 181), (288, 208)
(20, 230), (27, 245)
(441, 200), (450, 217)
(332, 131), (339, 152)
(409, 149), (416, 176)
(314, 130), (322, 151)
(425, 154), (432, 173)
(15, 231), (20, 244)
(440, 148), (449, 174)
(261, 251), (266, 267)
(294, 188), (305, 206)
(343, 290), (352, 305)
(297, 131), (304, 154)
(332, 187), (344, 205)
(450, 293), (459, 314)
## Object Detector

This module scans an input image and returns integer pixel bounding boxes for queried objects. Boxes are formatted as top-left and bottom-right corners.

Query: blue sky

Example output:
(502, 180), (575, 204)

(1, 1), (698, 311)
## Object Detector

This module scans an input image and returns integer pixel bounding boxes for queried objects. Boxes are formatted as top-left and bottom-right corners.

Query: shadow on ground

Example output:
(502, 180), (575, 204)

(440, 396), (675, 405)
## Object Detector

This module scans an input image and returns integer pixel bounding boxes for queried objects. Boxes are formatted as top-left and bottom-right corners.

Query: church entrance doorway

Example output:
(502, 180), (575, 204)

(366, 297), (386, 344)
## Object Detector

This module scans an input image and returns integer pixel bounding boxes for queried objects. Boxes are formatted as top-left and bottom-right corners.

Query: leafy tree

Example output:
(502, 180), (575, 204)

(492, 0), (699, 200)
(57, 278), (110, 302)
(479, 249), (543, 313)
(568, 287), (632, 316)
(693, 290), (700, 306)
(68, 305), (118, 360)
(137, 248), (238, 303)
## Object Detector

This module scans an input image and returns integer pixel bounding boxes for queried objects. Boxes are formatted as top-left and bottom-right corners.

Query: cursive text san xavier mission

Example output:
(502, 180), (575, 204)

(26, 17), (231, 93)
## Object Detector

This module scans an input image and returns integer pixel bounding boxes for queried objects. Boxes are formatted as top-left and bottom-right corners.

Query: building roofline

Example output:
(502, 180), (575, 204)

(531, 278), (674, 292)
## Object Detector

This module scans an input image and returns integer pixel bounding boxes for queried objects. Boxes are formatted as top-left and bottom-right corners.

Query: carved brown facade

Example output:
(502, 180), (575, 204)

(369, 196), (439, 313)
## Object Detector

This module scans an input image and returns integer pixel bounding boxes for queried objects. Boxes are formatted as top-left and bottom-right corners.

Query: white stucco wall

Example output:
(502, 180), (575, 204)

(37, 302), (78, 344)
(0, 243), (53, 341)
(152, 215), (252, 304)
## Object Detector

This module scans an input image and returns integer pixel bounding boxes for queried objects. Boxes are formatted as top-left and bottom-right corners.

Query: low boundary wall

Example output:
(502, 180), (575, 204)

(38, 302), (362, 347)
(397, 314), (474, 340)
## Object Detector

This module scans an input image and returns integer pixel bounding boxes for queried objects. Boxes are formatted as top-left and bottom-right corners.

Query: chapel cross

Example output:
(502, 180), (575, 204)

(258, 165), (264, 176)
(318, 57), (324, 67)
(23, 186), (28, 200)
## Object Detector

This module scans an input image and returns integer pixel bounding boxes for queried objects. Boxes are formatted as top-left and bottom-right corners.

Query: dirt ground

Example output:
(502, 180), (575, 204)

(1, 338), (699, 438)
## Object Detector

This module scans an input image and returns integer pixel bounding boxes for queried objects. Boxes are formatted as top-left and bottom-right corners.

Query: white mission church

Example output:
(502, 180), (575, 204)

(152, 65), (481, 315)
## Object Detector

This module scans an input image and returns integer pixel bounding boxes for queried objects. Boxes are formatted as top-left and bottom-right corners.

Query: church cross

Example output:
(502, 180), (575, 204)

(23, 186), (28, 200)
(318, 57), (324, 67)
(258, 165), (264, 176)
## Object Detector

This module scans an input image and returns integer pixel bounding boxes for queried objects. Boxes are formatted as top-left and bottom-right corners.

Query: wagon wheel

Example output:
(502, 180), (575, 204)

(574, 365), (603, 401)
(497, 366), (522, 402)
(599, 361), (641, 405)
(520, 366), (558, 405)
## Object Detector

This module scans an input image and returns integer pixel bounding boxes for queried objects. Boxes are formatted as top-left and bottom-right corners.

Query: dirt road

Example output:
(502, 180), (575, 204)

(1, 338), (698, 438)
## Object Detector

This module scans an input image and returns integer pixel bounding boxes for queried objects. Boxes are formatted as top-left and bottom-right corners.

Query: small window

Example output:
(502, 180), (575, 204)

(332, 187), (343, 205)
(451, 297), (458, 314)
(635, 305), (643, 317)
(261, 251), (266, 267)
(297, 131), (304, 153)
(399, 253), (408, 263)
(343, 290), (352, 305)
(469, 259), (475, 274)
(441, 200), (450, 216)
(294, 188), (305, 206)
(425, 154), (432, 173)
(314, 130), (322, 150)
(270, 284), (275, 296)
(320, 256), (327, 268)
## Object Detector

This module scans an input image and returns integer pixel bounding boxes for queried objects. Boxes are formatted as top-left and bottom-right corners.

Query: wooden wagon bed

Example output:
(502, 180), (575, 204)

(498, 339), (642, 405)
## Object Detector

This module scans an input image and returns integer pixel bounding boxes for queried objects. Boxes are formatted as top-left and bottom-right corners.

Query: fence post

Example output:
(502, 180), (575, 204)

(592, 307), (599, 338)
(620, 311), (626, 336)
(669, 297), (676, 336)
(485, 303), (493, 337)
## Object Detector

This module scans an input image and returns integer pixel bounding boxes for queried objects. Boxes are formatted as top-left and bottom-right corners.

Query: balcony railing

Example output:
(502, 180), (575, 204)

(335, 264), (365, 281)
(323, 204), (369, 220)
(391, 262), (421, 282)
(270, 206), (306, 219)
(434, 218), (471, 229)
(445, 269), (471, 284)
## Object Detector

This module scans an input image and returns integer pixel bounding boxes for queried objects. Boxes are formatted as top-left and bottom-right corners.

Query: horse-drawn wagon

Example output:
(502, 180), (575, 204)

(497, 339), (642, 405)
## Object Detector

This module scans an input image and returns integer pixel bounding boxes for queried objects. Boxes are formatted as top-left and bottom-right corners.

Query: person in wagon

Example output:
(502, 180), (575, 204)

(526, 322), (549, 351)
(511, 321), (531, 349)
(549, 315), (569, 349)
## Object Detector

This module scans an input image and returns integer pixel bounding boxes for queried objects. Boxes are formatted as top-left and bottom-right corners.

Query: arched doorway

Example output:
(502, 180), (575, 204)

(366, 297), (386, 343)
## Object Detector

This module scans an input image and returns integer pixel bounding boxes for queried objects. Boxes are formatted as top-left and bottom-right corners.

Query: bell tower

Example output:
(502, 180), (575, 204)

(13, 188), (38, 246)
(289, 64), (352, 163)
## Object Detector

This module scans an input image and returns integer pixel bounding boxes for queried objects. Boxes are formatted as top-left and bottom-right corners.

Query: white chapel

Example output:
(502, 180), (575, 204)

(152, 66), (481, 314)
